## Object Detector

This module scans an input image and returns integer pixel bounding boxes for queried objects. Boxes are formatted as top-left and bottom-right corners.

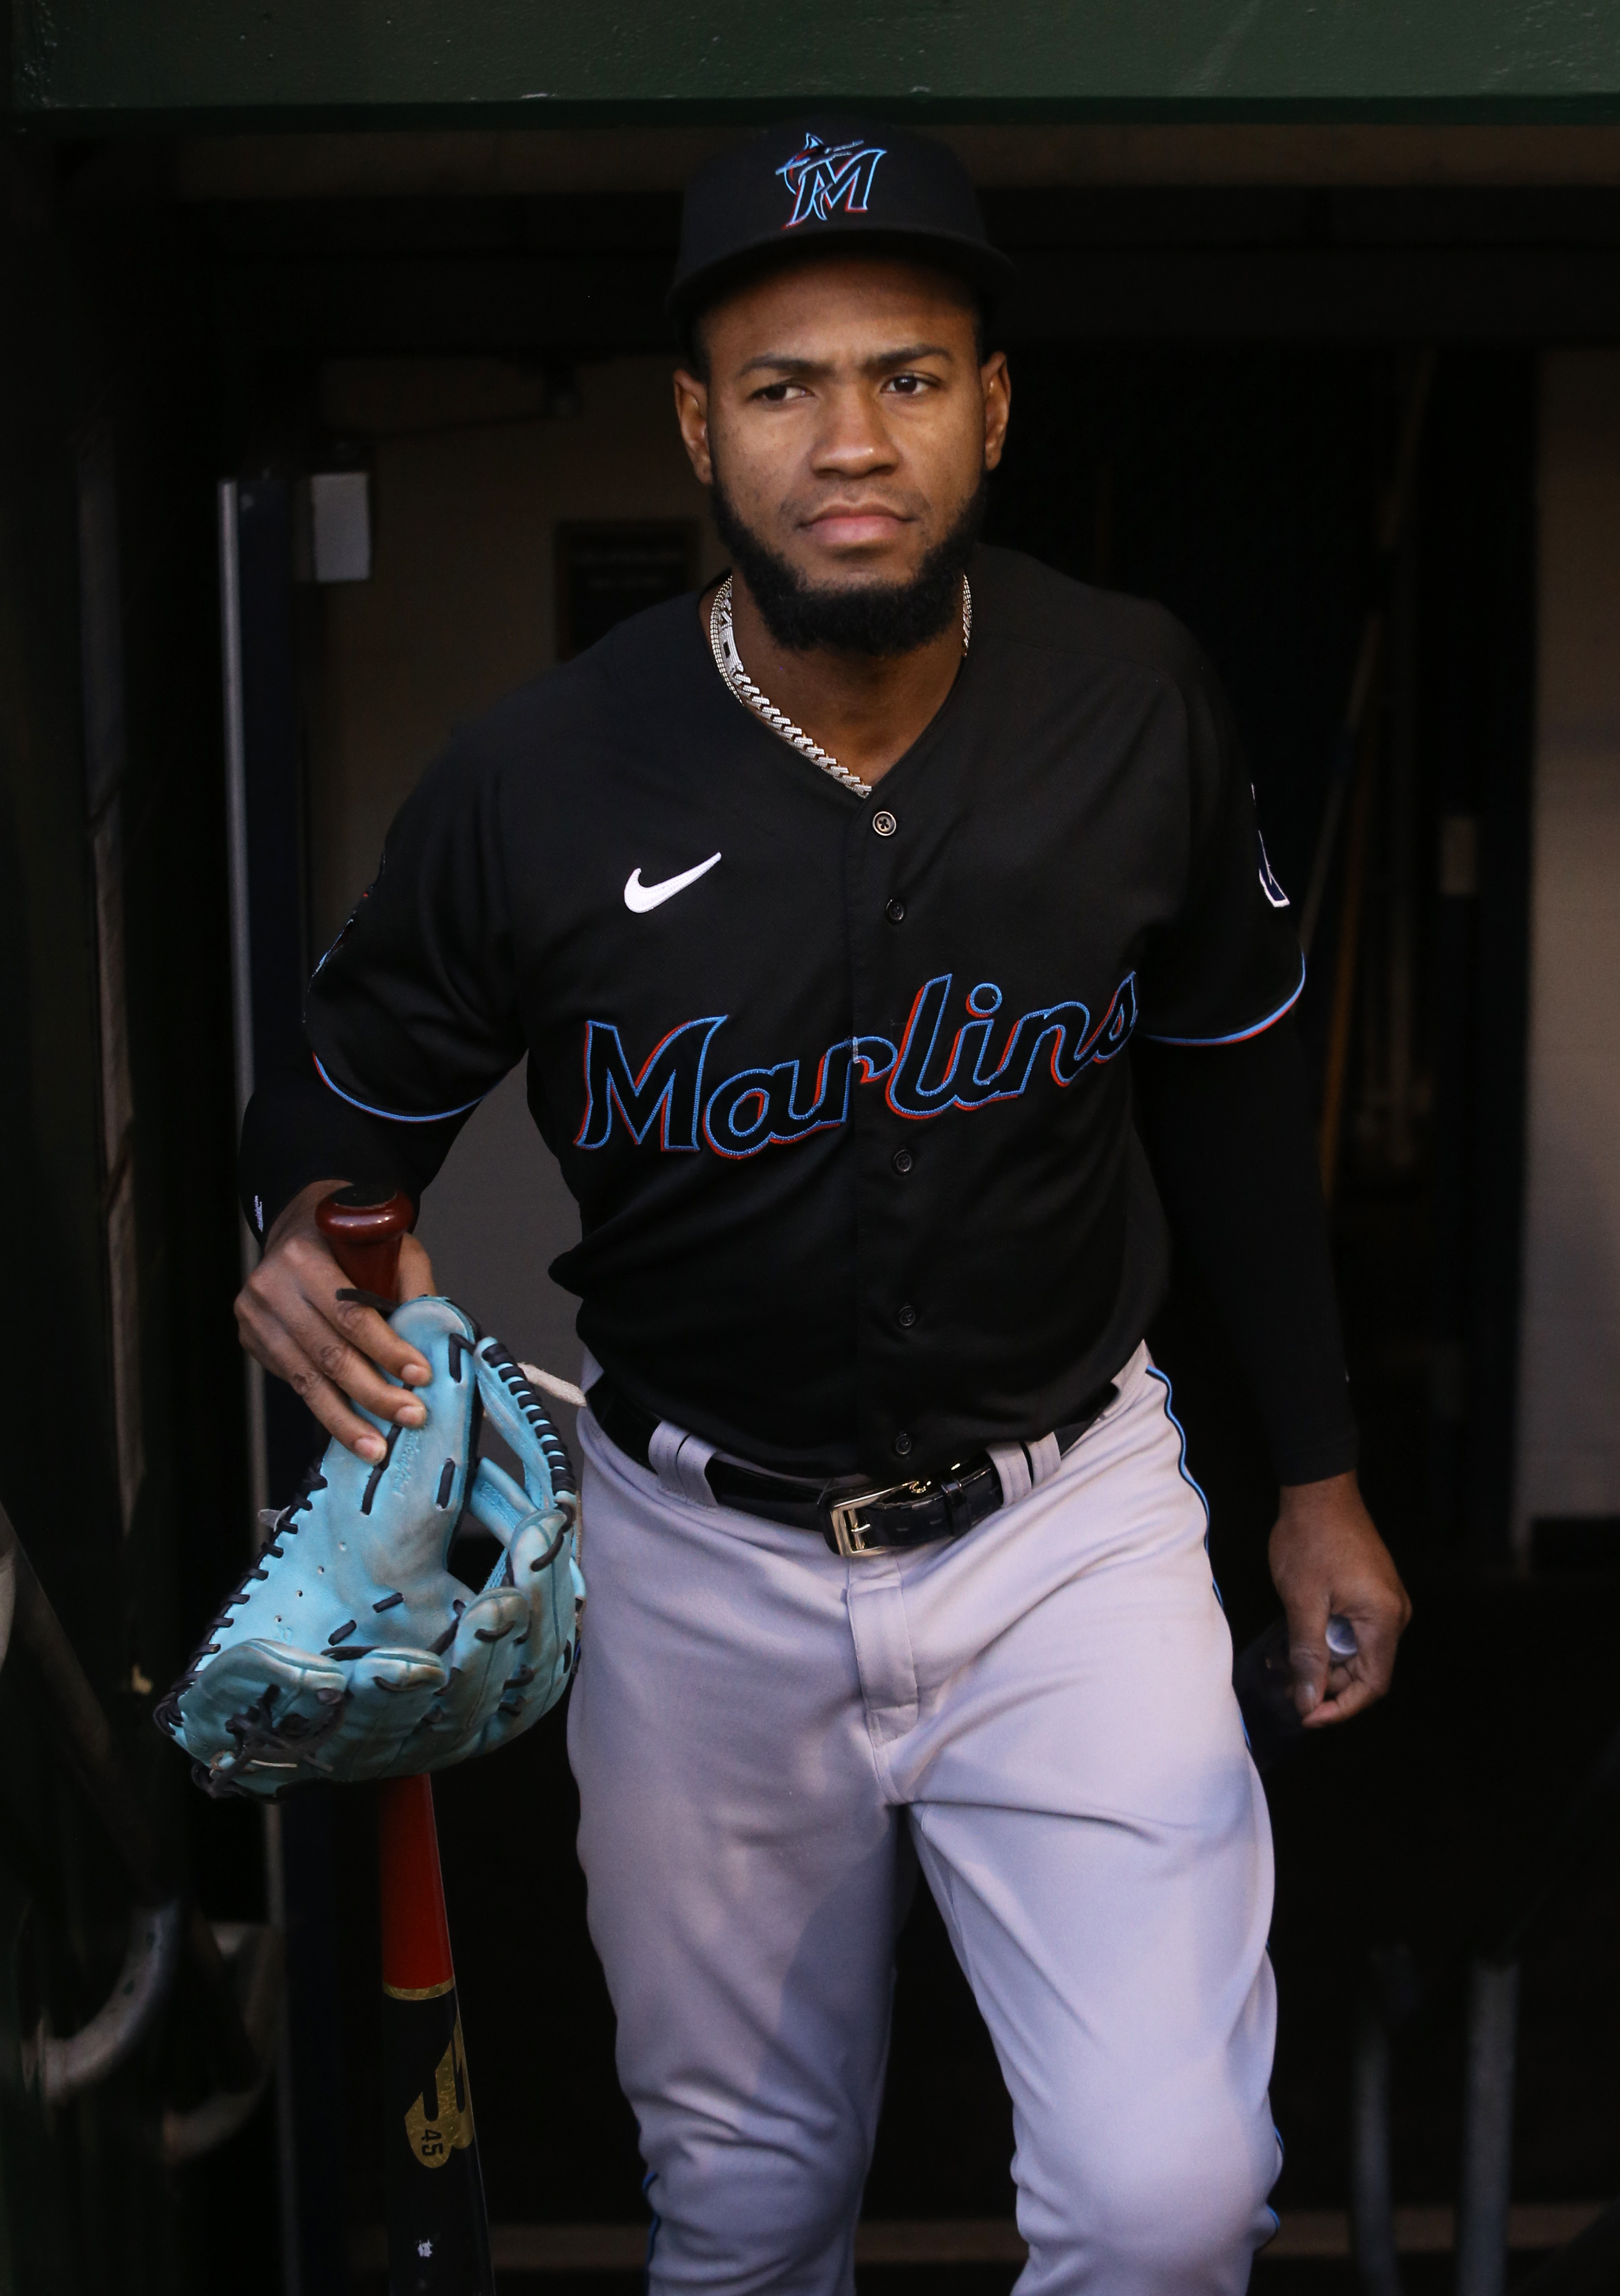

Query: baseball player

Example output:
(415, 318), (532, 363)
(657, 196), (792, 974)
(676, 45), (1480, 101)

(236, 124), (1410, 2295)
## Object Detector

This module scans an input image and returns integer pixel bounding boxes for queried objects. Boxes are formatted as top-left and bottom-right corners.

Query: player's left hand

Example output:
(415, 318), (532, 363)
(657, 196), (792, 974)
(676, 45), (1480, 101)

(1268, 1472), (1410, 1727)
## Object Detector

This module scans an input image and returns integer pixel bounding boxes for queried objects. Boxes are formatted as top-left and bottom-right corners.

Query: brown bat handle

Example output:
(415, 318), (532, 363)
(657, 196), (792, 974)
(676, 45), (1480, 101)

(315, 1186), (415, 1299)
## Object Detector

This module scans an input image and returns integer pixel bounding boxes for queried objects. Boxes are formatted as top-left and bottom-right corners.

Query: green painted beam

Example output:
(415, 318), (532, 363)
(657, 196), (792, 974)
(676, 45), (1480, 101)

(9, 1), (1620, 129)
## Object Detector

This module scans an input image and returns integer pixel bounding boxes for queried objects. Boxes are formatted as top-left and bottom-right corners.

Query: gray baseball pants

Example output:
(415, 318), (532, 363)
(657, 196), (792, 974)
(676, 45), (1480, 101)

(568, 1344), (1281, 2294)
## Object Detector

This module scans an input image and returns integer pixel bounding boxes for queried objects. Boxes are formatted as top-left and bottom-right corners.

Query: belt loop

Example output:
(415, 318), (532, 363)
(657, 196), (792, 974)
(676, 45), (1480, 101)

(1024, 1432), (1062, 1488)
(649, 1420), (721, 1509)
(987, 1442), (1033, 1508)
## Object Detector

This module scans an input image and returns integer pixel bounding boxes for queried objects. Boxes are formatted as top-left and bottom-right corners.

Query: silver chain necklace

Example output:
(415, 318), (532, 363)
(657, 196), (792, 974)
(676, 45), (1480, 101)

(709, 573), (972, 802)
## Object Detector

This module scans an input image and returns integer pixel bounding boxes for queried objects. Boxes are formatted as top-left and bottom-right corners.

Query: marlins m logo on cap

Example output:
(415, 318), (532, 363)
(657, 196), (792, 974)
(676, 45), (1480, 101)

(776, 133), (888, 229)
(666, 122), (1013, 325)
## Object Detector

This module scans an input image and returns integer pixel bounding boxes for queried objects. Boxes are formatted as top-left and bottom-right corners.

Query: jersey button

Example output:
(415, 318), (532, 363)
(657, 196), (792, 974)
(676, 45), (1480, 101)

(872, 809), (898, 837)
(892, 1147), (914, 1175)
(884, 897), (906, 924)
(896, 1304), (917, 1329)
(893, 1431), (913, 1457)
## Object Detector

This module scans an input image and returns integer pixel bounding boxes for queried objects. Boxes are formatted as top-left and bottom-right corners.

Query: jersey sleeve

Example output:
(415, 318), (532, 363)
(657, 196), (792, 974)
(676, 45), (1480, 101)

(304, 727), (526, 1122)
(1135, 648), (1304, 1046)
(1134, 1021), (1357, 1483)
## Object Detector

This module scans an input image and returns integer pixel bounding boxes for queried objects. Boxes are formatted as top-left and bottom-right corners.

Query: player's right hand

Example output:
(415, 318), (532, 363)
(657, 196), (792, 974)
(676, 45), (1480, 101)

(234, 1178), (438, 1462)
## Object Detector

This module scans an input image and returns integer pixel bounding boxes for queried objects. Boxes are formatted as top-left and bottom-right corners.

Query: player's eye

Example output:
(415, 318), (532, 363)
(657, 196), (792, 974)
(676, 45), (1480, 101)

(752, 380), (810, 403)
(882, 372), (936, 397)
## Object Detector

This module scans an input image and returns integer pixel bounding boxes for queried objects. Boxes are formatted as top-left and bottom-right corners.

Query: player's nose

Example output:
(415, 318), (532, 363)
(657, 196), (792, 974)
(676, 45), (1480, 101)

(807, 384), (901, 473)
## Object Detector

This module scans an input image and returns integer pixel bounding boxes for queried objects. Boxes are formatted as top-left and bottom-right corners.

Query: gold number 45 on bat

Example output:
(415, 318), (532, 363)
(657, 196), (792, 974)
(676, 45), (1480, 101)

(406, 2017), (476, 2168)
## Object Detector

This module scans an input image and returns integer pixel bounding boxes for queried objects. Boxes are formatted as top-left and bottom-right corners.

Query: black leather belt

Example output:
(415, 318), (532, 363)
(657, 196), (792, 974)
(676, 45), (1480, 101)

(585, 1378), (1118, 1558)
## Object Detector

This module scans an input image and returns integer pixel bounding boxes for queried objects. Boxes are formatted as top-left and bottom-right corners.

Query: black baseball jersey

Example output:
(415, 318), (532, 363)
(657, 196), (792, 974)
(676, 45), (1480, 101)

(304, 544), (1304, 1483)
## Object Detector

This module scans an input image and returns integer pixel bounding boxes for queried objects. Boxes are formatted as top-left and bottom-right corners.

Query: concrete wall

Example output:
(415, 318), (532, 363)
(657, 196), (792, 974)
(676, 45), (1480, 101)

(1514, 352), (1620, 1553)
(307, 353), (723, 1398)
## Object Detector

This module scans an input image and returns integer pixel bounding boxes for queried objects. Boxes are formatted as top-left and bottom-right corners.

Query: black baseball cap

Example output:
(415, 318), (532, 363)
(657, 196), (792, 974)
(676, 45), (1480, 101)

(667, 120), (1015, 334)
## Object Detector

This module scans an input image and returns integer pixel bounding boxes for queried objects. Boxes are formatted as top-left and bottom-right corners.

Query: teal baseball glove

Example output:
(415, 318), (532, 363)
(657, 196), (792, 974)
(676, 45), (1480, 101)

(157, 1298), (584, 1800)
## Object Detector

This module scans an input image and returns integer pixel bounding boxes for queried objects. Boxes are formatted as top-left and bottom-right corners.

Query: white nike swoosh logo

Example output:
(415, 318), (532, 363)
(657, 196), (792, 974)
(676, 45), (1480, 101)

(623, 853), (722, 913)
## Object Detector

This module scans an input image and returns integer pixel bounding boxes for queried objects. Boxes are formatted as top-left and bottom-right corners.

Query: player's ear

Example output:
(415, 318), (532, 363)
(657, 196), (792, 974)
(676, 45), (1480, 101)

(982, 350), (1010, 473)
(672, 366), (713, 486)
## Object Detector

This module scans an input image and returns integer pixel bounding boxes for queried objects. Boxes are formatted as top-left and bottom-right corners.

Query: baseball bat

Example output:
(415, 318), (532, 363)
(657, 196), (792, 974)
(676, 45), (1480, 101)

(316, 1187), (496, 2296)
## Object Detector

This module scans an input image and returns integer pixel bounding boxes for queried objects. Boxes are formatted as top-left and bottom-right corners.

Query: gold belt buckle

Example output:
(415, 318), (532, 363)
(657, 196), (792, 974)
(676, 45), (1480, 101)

(826, 1479), (928, 1559)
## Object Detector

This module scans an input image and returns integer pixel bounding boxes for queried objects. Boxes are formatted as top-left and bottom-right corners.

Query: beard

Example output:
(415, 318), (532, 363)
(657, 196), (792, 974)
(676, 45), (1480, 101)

(710, 467), (986, 658)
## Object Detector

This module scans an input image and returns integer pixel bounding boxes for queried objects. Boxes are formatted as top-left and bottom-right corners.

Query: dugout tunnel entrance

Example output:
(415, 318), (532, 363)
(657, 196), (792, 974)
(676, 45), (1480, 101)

(7, 94), (1620, 2296)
